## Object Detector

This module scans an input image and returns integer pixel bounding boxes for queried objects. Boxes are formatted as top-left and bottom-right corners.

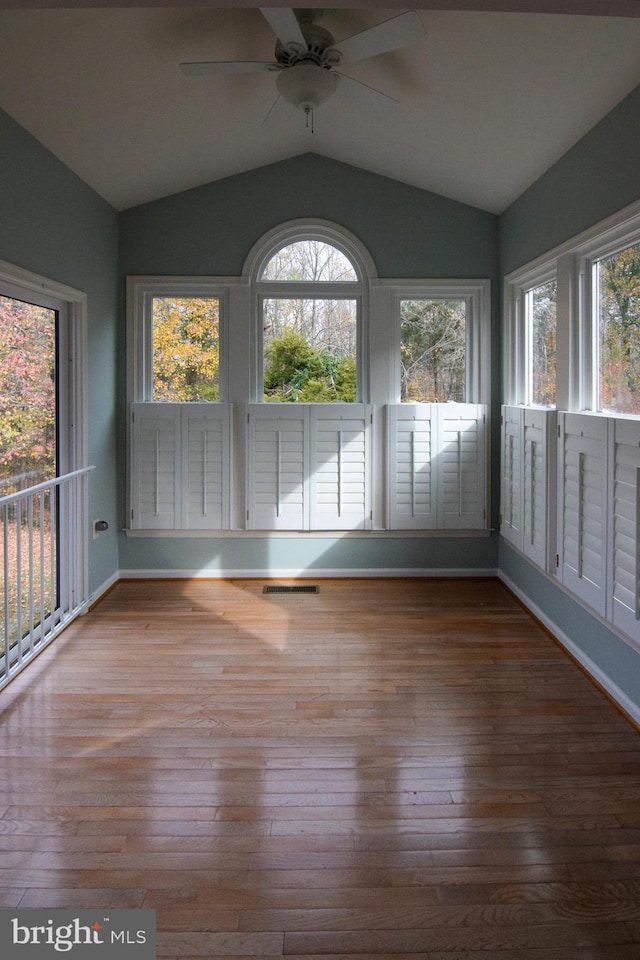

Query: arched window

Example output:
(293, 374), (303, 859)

(250, 224), (370, 403)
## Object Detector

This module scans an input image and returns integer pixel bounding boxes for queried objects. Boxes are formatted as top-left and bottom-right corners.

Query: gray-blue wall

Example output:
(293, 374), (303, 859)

(0, 107), (120, 596)
(5, 75), (640, 713)
(118, 153), (500, 574)
(500, 84), (640, 276)
(499, 84), (640, 715)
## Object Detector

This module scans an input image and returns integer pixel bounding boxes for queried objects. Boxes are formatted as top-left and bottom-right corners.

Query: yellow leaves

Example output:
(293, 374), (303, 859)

(152, 297), (220, 402)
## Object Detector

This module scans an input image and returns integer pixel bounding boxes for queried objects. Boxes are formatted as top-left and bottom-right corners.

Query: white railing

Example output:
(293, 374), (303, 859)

(1, 466), (94, 691)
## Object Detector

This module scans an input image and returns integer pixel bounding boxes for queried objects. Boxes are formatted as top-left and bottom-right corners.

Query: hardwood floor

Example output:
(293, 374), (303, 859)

(2, 577), (640, 959)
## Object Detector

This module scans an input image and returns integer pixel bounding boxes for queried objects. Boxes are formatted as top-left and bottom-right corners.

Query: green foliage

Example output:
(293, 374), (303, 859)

(264, 330), (356, 403)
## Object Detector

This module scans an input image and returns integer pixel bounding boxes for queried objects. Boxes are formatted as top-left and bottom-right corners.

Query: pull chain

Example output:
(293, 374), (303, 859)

(304, 105), (315, 134)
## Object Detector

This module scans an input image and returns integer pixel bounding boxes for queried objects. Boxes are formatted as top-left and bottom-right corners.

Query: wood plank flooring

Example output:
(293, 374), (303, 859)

(1, 577), (640, 959)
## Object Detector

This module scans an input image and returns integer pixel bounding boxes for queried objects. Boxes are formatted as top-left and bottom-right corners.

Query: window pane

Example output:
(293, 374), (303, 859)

(261, 240), (357, 282)
(400, 300), (466, 402)
(598, 241), (640, 414)
(152, 297), (220, 401)
(263, 298), (357, 402)
(530, 279), (557, 406)
(0, 295), (57, 493)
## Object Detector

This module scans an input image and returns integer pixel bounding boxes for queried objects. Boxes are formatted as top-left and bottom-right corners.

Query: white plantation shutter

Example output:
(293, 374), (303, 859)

(386, 403), (487, 530)
(610, 418), (640, 642)
(182, 404), (230, 530)
(310, 405), (371, 530)
(246, 405), (308, 530)
(522, 408), (556, 570)
(500, 406), (523, 548)
(131, 403), (180, 529)
(558, 413), (609, 615)
(386, 404), (436, 529)
(438, 404), (486, 529)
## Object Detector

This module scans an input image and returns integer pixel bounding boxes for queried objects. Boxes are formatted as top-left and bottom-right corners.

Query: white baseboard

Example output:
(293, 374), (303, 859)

(87, 571), (119, 609)
(499, 570), (640, 727)
(118, 567), (499, 580)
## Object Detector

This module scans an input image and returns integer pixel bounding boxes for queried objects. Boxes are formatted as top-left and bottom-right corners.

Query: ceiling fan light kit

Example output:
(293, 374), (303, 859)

(276, 62), (339, 127)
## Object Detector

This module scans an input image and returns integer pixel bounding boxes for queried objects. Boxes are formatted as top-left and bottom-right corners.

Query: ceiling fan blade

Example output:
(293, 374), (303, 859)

(180, 61), (274, 77)
(259, 7), (306, 52)
(327, 11), (426, 66)
(336, 72), (399, 108)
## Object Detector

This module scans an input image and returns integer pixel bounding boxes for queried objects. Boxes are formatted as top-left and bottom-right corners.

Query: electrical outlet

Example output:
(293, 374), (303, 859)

(93, 519), (109, 539)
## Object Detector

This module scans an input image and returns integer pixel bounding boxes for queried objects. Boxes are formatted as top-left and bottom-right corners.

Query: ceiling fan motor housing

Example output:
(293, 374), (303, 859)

(275, 22), (338, 69)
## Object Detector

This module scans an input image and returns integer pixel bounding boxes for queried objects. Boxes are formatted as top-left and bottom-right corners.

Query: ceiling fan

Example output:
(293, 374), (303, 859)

(180, 8), (428, 128)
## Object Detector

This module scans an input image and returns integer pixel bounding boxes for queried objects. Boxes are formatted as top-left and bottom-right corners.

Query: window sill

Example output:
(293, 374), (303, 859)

(123, 528), (492, 539)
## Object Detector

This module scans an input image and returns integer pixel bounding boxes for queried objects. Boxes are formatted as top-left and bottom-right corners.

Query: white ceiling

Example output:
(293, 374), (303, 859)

(1, 1), (640, 212)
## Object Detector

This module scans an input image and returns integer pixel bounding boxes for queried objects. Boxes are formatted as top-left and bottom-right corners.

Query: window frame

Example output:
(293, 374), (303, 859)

(0, 258), (90, 636)
(505, 196), (640, 415)
(126, 276), (231, 404)
(244, 221), (374, 404)
(501, 198), (640, 656)
(579, 229), (640, 415)
(504, 262), (558, 408)
(0, 261), (87, 479)
(388, 280), (491, 406)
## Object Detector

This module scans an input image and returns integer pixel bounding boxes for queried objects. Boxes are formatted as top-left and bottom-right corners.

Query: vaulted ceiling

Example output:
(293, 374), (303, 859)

(1, 1), (640, 212)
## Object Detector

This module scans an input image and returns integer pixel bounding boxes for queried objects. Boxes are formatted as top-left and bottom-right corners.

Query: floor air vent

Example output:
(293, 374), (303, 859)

(263, 585), (319, 594)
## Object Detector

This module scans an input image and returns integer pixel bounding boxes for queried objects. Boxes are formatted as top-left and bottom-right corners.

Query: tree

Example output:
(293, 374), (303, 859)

(400, 300), (466, 402)
(531, 280), (557, 406)
(152, 297), (220, 401)
(263, 330), (356, 402)
(261, 240), (358, 403)
(262, 240), (357, 283)
(599, 243), (640, 413)
(0, 296), (56, 490)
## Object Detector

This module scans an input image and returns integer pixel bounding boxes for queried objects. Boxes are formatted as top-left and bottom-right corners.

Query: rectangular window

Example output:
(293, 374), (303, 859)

(596, 240), (640, 414)
(528, 279), (557, 406)
(152, 296), (220, 402)
(262, 297), (357, 402)
(128, 274), (489, 534)
(400, 299), (466, 402)
(502, 203), (640, 654)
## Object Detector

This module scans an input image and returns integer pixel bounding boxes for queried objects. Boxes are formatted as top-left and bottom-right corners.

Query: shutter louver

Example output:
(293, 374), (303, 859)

(559, 413), (609, 615)
(183, 404), (230, 530)
(130, 402), (231, 531)
(522, 408), (555, 570)
(310, 404), (371, 530)
(500, 405), (523, 548)
(438, 404), (486, 529)
(611, 418), (640, 642)
(246, 405), (308, 530)
(386, 404), (435, 529)
(131, 403), (180, 530)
